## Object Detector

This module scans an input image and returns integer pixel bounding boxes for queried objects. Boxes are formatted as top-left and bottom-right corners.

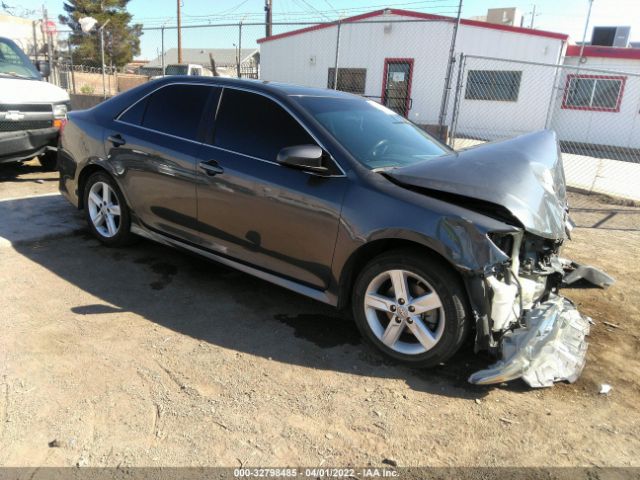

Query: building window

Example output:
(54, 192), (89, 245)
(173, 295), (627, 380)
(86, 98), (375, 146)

(562, 75), (625, 112)
(327, 68), (367, 95)
(465, 70), (522, 102)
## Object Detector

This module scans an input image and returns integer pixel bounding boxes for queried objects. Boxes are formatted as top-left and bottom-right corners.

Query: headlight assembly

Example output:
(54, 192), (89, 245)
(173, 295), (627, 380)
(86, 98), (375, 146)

(53, 103), (68, 118)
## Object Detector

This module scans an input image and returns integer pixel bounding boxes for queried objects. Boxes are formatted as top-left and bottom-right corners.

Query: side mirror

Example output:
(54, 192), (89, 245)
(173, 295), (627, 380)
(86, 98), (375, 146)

(277, 145), (329, 174)
(35, 60), (50, 78)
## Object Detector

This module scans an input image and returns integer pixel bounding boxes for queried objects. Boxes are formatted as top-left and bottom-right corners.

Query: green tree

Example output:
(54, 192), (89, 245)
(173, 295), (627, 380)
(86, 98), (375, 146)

(59, 0), (143, 68)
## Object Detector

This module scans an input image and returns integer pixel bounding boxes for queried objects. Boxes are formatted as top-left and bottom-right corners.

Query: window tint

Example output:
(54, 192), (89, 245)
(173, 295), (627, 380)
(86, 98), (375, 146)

(465, 70), (522, 102)
(119, 98), (147, 125)
(214, 89), (316, 161)
(141, 84), (213, 140)
(297, 96), (447, 170)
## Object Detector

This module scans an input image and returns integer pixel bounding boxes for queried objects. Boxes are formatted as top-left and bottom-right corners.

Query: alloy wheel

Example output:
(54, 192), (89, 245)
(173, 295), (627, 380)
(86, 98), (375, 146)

(87, 181), (121, 238)
(364, 269), (445, 355)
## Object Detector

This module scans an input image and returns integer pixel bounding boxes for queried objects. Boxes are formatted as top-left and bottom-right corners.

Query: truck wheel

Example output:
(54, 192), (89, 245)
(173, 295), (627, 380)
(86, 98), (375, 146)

(83, 172), (136, 247)
(38, 151), (58, 171)
(352, 250), (470, 367)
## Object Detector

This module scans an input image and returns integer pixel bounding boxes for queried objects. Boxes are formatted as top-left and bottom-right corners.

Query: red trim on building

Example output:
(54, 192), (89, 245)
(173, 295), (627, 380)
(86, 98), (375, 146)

(561, 74), (627, 113)
(380, 58), (414, 117)
(257, 8), (568, 44)
(257, 10), (383, 44)
(389, 9), (568, 40)
(566, 44), (640, 60)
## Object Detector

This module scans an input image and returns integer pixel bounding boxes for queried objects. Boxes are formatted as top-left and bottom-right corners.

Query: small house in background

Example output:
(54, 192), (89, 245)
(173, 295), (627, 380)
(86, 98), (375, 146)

(554, 45), (640, 150)
(258, 8), (640, 152)
(258, 8), (567, 137)
(146, 48), (260, 78)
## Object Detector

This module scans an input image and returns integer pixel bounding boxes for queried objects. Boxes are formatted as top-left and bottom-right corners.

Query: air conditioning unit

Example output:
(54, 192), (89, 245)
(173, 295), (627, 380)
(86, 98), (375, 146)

(486, 8), (522, 27)
(591, 26), (631, 47)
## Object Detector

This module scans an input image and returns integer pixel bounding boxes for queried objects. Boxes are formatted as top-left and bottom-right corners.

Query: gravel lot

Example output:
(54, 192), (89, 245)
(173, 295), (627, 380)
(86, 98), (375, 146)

(1, 160), (639, 468)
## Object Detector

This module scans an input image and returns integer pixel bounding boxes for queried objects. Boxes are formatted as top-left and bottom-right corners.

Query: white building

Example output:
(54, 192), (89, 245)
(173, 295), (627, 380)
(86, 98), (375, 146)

(553, 45), (640, 149)
(258, 8), (568, 137)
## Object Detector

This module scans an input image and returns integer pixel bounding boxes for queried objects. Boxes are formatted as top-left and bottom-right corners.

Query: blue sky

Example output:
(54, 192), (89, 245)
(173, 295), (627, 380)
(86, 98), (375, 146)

(4, 0), (640, 60)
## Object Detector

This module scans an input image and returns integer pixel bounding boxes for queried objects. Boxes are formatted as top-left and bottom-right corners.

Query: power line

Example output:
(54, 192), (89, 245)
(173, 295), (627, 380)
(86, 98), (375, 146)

(135, 0), (457, 23)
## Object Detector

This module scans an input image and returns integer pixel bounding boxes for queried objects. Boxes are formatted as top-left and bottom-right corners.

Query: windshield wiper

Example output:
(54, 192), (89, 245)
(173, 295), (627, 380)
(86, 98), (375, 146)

(371, 166), (400, 173)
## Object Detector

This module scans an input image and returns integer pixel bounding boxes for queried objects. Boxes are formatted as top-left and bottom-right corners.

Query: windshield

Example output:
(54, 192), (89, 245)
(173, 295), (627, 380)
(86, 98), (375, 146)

(0, 38), (40, 79)
(165, 65), (189, 75)
(297, 96), (448, 170)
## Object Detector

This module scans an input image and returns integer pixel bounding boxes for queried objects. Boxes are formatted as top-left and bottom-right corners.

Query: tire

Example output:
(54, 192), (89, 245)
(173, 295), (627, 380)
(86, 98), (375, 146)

(38, 151), (58, 171)
(352, 249), (470, 367)
(83, 171), (136, 247)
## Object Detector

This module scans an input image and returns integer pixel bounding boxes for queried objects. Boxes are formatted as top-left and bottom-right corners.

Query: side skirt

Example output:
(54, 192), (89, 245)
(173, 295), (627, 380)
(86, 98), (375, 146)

(130, 223), (338, 307)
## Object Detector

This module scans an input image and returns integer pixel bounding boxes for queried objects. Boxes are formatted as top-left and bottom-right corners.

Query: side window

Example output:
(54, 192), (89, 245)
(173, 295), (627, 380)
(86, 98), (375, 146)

(119, 98), (147, 125)
(465, 70), (522, 102)
(140, 84), (214, 140)
(214, 89), (316, 161)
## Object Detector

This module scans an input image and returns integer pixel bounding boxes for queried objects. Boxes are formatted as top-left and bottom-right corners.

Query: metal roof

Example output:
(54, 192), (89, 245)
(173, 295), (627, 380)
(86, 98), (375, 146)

(147, 48), (259, 68)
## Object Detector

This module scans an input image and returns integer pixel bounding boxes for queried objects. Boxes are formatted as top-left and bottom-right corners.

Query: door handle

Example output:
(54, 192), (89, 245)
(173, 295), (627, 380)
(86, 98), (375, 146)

(199, 160), (224, 176)
(108, 134), (126, 147)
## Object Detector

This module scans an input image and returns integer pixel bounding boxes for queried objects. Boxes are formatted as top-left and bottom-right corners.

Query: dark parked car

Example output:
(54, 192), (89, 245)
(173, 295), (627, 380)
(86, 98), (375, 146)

(59, 77), (608, 387)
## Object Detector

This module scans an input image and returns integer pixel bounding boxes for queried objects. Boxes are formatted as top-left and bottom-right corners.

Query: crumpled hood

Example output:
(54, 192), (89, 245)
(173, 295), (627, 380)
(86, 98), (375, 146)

(0, 78), (69, 104)
(387, 130), (569, 239)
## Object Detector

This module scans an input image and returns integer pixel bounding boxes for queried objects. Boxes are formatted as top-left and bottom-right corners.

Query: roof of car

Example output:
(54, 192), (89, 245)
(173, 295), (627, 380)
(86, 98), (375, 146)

(152, 75), (357, 99)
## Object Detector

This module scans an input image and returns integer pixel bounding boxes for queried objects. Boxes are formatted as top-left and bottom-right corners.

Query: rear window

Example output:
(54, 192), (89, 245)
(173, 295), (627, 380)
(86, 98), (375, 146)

(120, 84), (215, 141)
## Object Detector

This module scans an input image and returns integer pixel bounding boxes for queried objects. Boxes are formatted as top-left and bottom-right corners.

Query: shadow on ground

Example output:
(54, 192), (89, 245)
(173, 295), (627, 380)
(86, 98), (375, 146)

(4, 196), (514, 399)
(0, 160), (57, 183)
(568, 190), (640, 232)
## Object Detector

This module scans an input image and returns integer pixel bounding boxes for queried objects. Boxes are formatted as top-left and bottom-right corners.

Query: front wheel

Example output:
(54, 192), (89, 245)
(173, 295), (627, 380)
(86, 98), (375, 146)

(352, 250), (470, 367)
(83, 171), (136, 246)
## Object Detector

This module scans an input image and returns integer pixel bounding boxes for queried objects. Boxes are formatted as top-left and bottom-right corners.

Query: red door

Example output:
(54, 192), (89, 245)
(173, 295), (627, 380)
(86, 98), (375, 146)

(382, 58), (414, 117)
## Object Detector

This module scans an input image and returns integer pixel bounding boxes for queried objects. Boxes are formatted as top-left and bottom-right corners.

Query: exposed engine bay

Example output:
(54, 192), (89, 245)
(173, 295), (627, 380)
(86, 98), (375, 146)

(386, 130), (615, 387)
(467, 230), (610, 387)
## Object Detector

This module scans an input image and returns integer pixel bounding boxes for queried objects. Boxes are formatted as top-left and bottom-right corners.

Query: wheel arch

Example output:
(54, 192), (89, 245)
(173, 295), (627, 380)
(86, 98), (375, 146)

(336, 237), (466, 310)
(77, 162), (122, 210)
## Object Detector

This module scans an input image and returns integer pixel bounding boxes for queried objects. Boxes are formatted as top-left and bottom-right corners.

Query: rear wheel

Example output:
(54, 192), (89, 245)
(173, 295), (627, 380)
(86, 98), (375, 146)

(38, 151), (57, 171)
(352, 250), (470, 367)
(83, 172), (136, 246)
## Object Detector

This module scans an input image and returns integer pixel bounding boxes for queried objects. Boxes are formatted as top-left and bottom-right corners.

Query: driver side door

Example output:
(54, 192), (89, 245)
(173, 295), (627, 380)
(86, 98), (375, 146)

(194, 88), (347, 289)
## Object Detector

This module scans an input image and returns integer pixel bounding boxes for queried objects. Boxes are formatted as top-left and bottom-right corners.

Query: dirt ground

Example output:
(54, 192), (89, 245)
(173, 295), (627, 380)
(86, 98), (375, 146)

(1, 160), (639, 468)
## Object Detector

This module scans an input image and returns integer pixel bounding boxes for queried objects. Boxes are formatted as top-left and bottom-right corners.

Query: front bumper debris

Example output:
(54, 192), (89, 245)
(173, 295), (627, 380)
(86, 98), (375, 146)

(468, 295), (591, 388)
(561, 259), (616, 289)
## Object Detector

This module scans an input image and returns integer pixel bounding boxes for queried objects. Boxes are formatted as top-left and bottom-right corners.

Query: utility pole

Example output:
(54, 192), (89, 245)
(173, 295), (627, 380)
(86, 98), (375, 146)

(32, 20), (39, 62)
(161, 25), (165, 76)
(237, 21), (243, 78)
(529, 4), (537, 28)
(177, 0), (182, 63)
(264, 0), (272, 38)
(99, 19), (111, 98)
(42, 6), (54, 80)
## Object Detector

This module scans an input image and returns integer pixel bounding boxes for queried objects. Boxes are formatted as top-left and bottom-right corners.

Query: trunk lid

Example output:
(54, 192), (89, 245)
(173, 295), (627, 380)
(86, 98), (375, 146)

(386, 130), (569, 239)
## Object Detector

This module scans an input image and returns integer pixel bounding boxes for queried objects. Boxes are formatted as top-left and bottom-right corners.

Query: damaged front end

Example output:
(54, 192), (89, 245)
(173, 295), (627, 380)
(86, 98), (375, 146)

(386, 130), (614, 388)
(467, 230), (596, 388)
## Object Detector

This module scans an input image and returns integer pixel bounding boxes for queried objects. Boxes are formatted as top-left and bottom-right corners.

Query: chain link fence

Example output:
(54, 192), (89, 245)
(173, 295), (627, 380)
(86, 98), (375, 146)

(450, 55), (640, 202)
(43, 18), (640, 203)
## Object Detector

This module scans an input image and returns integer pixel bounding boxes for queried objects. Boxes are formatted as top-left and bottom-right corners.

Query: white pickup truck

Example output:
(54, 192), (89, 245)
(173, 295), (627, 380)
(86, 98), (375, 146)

(0, 36), (70, 170)
(158, 63), (213, 77)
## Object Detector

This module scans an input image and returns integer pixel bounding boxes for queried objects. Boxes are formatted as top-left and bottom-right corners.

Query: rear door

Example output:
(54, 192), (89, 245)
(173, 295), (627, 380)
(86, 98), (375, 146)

(194, 87), (347, 289)
(109, 83), (218, 239)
